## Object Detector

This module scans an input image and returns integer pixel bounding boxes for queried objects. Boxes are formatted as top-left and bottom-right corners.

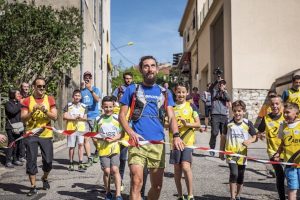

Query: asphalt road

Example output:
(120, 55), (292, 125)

(0, 130), (281, 200)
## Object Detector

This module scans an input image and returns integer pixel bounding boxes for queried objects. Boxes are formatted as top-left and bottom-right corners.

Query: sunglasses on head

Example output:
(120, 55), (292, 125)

(36, 85), (46, 89)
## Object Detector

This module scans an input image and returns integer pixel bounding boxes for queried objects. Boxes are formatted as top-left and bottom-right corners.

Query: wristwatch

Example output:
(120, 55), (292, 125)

(173, 132), (180, 138)
(89, 90), (94, 94)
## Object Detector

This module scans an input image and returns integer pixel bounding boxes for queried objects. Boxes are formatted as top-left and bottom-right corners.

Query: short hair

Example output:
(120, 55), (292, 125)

(102, 96), (114, 104)
(292, 75), (300, 82)
(139, 55), (158, 69)
(72, 89), (81, 97)
(267, 90), (277, 96)
(284, 102), (299, 113)
(8, 88), (19, 99)
(111, 95), (118, 102)
(219, 80), (226, 85)
(123, 71), (133, 79)
(175, 82), (188, 90)
(192, 87), (198, 91)
(32, 77), (45, 85)
(186, 94), (193, 101)
(232, 100), (246, 111)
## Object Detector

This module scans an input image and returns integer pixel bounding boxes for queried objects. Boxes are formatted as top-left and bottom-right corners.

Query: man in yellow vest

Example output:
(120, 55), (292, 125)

(21, 77), (57, 196)
(282, 75), (300, 108)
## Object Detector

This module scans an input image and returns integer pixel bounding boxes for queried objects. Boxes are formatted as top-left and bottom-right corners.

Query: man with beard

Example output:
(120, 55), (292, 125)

(282, 75), (300, 109)
(112, 71), (133, 98)
(119, 55), (183, 200)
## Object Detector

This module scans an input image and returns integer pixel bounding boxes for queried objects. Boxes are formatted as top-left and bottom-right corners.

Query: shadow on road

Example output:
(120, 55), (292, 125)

(0, 182), (30, 195)
(53, 158), (70, 165)
(244, 181), (277, 192)
(196, 195), (256, 200)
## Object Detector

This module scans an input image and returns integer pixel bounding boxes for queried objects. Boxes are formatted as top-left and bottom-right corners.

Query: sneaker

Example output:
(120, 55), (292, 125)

(209, 151), (215, 157)
(105, 192), (113, 200)
(13, 160), (23, 166)
(42, 178), (50, 190)
(93, 155), (99, 163)
(68, 164), (75, 171)
(27, 186), (38, 196)
(269, 169), (276, 178)
(5, 162), (14, 168)
(187, 196), (194, 200)
(177, 196), (185, 200)
(85, 157), (93, 167)
(78, 164), (86, 172)
(19, 157), (26, 162)
(115, 196), (123, 200)
(120, 182), (125, 192)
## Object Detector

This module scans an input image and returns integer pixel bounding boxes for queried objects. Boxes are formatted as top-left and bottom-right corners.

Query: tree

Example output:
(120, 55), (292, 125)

(112, 66), (143, 90)
(0, 1), (83, 95)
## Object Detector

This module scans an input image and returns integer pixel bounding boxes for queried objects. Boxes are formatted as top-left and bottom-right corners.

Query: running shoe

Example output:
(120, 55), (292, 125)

(115, 196), (123, 200)
(93, 155), (99, 163)
(42, 178), (50, 190)
(68, 164), (75, 171)
(120, 182), (125, 192)
(27, 186), (38, 196)
(78, 164), (87, 172)
(104, 192), (113, 200)
(177, 196), (185, 200)
(209, 151), (215, 157)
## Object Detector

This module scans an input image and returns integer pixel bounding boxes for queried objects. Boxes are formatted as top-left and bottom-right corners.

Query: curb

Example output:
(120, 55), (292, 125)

(0, 139), (67, 177)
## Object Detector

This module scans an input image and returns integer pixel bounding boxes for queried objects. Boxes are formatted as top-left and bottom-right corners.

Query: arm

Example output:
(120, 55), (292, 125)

(180, 116), (200, 129)
(167, 106), (184, 151)
(105, 132), (122, 142)
(242, 121), (257, 146)
(45, 106), (57, 121)
(0, 134), (7, 143)
(273, 141), (284, 161)
(86, 82), (100, 102)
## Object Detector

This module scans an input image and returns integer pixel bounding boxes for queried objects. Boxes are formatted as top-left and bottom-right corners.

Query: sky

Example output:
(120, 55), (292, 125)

(111, 0), (187, 68)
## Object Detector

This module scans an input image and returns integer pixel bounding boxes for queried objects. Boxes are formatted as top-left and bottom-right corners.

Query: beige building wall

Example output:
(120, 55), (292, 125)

(231, 0), (300, 89)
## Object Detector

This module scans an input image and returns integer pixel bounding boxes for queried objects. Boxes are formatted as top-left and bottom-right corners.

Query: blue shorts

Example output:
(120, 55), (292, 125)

(285, 167), (300, 190)
(204, 106), (211, 117)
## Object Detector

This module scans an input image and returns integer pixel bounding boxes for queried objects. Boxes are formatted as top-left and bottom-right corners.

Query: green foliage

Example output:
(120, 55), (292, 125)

(112, 67), (143, 90)
(0, 1), (83, 95)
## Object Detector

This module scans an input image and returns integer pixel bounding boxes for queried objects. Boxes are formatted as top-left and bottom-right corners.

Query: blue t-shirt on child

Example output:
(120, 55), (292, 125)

(120, 84), (175, 141)
(81, 86), (101, 119)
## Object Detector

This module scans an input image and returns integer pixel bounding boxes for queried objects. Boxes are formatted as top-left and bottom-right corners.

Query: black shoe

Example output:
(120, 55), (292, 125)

(5, 162), (14, 168)
(13, 160), (23, 166)
(42, 178), (50, 190)
(27, 187), (38, 196)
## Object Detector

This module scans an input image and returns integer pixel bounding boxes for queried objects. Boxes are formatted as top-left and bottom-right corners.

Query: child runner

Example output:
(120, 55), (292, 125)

(169, 83), (201, 200)
(220, 100), (257, 200)
(274, 102), (300, 200)
(63, 89), (87, 172)
(94, 96), (123, 200)
(257, 94), (285, 200)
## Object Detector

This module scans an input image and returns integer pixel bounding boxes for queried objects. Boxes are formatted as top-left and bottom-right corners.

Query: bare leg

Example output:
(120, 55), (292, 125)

(29, 175), (36, 187)
(288, 189), (297, 200)
(174, 164), (183, 197)
(78, 144), (84, 162)
(182, 161), (193, 196)
(111, 166), (122, 196)
(69, 147), (74, 162)
(103, 168), (111, 193)
(230, 183), (237, 199)
(129, 164), (144, 200)
(148, 168), (164, 200)
(84, 137), (91, 157)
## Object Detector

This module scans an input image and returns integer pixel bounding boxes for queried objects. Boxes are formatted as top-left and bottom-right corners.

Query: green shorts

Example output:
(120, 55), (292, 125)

(128, 143), (165, 169)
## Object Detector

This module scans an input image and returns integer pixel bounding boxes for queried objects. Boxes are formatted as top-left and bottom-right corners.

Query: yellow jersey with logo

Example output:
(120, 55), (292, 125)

(225, 119), (256, 165)
(113, 104), (130, 141)
(26, 95), (53, 138)
(287, 89), (300, 108)
(264, 113), (285, 158)
(279, 121), (300, 168)
(94, 114), (122, 157)
(169, 102), (199, 147)
(64, 102), (87, 132)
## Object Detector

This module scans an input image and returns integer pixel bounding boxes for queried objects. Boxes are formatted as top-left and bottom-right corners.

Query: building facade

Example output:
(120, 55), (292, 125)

(178, 0), (300, 121)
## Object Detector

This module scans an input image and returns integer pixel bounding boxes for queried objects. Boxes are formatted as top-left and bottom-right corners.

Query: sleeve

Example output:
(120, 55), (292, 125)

(223, 122), (228, 135)
(120, 85), (134, 106)
(281, 90), (289, 102)
(248, 121), (257, 136)
(191, 103), (200, 118)
(94, 87), (101, 98)
(21, 97), (30, 110)
(48, 96), (56, 108)
(63, 104), (68, 113)
(223, 91), (231, 101)
(5, 102), (21, 116)
(112, 88), (119, 97)
(257, 117), (266, 132)
(167, 89), (175, 107)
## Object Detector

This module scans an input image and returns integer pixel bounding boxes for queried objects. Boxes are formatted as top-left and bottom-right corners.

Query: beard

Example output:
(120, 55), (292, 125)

(143, 73), (157, 85)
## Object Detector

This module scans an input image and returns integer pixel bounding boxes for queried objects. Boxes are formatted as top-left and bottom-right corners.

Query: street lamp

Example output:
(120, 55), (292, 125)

(111, 42), (134, 51)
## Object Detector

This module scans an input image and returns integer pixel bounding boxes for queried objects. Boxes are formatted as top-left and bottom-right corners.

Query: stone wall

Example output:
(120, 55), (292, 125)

(232, 88), (269, 122)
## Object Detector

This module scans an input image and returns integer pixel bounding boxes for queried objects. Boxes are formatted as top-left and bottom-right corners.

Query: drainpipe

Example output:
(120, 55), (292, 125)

(80, 0), (84, 78)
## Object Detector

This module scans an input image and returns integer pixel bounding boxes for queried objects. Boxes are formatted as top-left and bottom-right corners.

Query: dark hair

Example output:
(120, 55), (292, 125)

(232, 100), (246, 111)
(72, 89), (81, 97)
(207, 83), (211, 87)
(8, 89), (19, 99)
(192, 87), (198, 91)
(32, 77), (46, 85)
(284, 102), (299, 114)
(139, 55), (158, 69)
(219, 80), (226, 85)
(123, 71), (133, 79)
(186, 94), (193, 101)
(175, 82), (188, 90)
(102, 96), (114, 104)
(111, 96), (118, 102)
(293, 75), (300, 82)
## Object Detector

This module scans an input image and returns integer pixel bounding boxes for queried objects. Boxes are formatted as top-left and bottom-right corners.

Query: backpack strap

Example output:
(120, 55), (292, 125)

(128, 84), (139, 121)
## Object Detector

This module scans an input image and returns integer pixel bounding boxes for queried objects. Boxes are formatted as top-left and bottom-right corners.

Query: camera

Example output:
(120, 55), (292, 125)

(213, 67), (223, 77)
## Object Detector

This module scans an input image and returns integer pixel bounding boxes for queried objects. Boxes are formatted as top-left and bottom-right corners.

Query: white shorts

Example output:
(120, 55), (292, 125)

(67, 132), (84, 148)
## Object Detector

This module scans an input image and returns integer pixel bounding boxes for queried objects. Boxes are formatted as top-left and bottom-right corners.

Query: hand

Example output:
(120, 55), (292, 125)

(219, 153), (225, 160)
(128, 131), (140, 147)
(105, 137), (114, 142)
(199, 127), (204, 132)
(173, 137), (184, 151)
(85, 80), (92, 90)
(32, 104), (40, 112)
(242, 139), (252, 147)
(272, 153), (280, 162)
(40, 105), (48, 113)
(180, 119), (187, 127)
(0, 135), (6, 143)
(257, 133), (266, 140)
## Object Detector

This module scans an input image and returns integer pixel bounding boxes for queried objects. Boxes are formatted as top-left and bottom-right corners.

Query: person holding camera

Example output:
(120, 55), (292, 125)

(5, 89), (25, 168)
(80, 71), (101, 166)
(209, 68), (231, 156)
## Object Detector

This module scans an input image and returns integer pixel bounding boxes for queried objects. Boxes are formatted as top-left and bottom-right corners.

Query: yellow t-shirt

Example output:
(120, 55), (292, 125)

(64, 102), (87, 131)
(26, 95), (53, 138)
(169, 102), (199, 147)
(279, 121), (300, 167)
(264, 113), (285, 158)
(94, 114), (122, 157)
(113, 104), (130, 141)
(287, 89), (300, 109)
(224, 119), (256, 165)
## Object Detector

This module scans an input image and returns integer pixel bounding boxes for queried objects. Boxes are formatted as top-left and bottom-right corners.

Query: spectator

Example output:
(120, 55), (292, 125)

(5, 89), (25, 168)
(201, 83), (212, 131)
(20, 82), (30, 99)
(282, 75), (300, 109)
(191, 87), (200, 109)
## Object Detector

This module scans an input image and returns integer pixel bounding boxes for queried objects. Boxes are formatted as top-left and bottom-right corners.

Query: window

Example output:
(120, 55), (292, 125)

(187, 31), (190, 43)
(192, 9), (196, 29)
